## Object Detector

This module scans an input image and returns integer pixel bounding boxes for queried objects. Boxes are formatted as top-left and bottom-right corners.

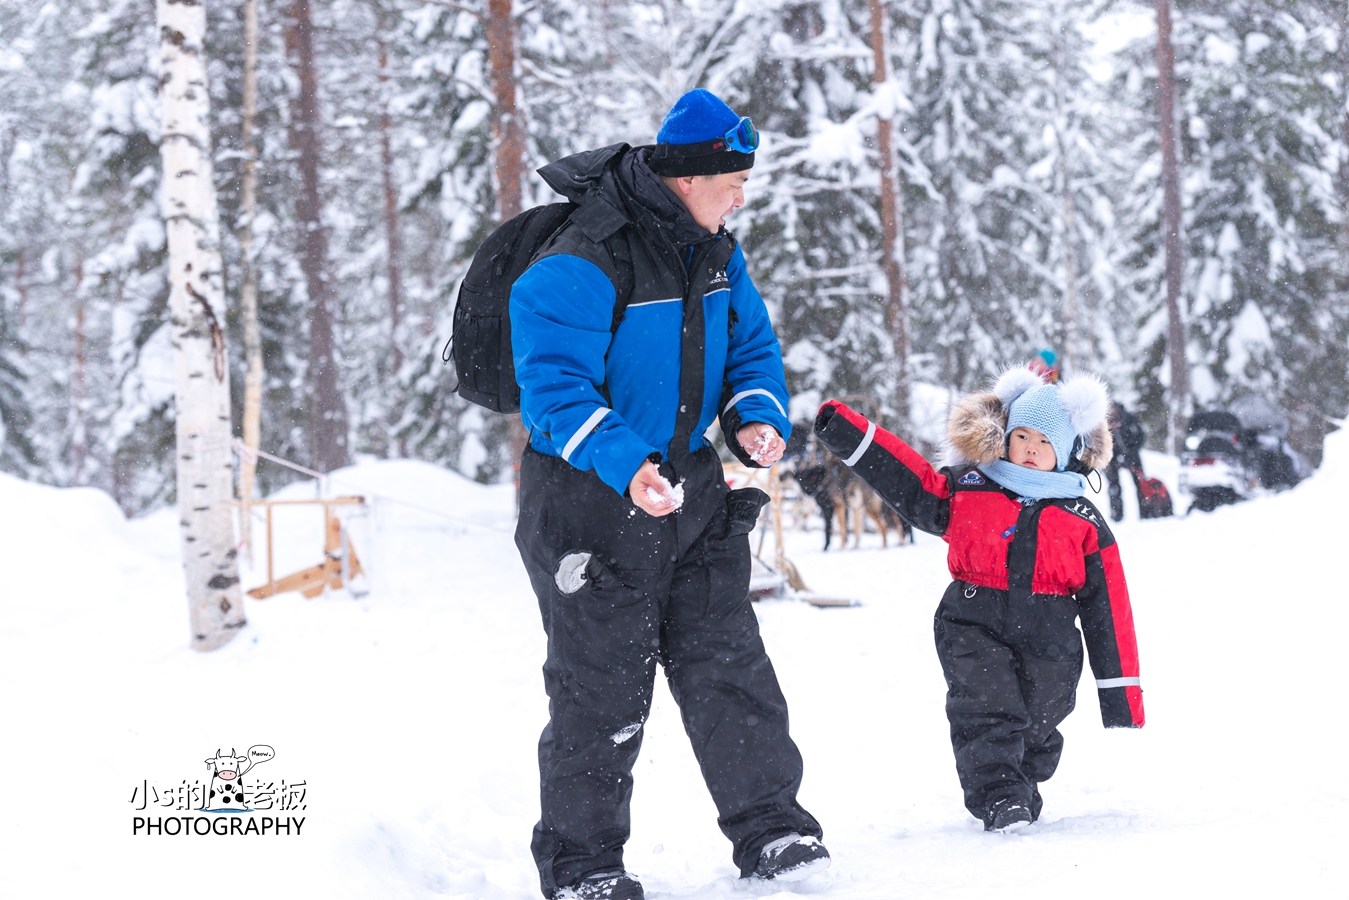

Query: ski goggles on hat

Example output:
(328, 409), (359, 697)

(649, 117), (758, 177)
(721, 116), (759, 154)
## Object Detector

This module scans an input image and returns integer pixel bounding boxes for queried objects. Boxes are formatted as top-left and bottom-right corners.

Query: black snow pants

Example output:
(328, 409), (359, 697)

(515, 446), (821, 897)
(1105, 459), (1126, 522)
(933, 580), (1084, 827)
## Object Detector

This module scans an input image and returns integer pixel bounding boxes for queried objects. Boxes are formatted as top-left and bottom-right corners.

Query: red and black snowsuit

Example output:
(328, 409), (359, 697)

(814, 401), (1143, 826)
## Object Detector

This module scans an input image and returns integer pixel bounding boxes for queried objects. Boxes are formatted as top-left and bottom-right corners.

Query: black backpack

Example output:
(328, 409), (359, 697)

(444, 202), (634, 414)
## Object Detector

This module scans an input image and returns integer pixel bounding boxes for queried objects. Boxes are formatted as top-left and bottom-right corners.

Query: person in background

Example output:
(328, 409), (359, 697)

(1105, 401), (1146, 522)
(1028, 348), (1060, 384)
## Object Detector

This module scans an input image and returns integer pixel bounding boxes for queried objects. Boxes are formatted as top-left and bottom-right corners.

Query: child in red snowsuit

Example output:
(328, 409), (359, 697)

(813, 369), (1144, 831)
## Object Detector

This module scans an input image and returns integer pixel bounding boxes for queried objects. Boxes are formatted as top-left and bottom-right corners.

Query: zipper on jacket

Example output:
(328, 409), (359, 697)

(1005, 499), (1047, 604)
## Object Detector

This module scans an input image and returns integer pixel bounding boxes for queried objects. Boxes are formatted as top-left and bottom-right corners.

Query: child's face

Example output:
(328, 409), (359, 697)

(1008, 427), (1057, 471)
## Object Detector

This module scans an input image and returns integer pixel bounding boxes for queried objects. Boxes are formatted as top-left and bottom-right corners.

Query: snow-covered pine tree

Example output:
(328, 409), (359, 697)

(0, 0), (177, 509)
(157, 0), (245, 649)
(0, 3), (81, 484)
(389, 0), (514, 479)
(902, 0), (1063, 393)
(0, 273), (33, 474)
(87, 6), (175, 513)
(210, 0), (357, 493)
(280, 0), (413, 463)
(290, 0), (348, 473)
(730, 0), (1062, 440)
(869, 0), (914, 430)
(0, 1), (41, 476)
(1153, 0), (1190, 453)
(713, 1), (904, 426)
(1112, 0), (1349, 463)
(1014, 0), (1126, 383)
(389, 0), (610, 481)
(1320, 0), (1348, 286)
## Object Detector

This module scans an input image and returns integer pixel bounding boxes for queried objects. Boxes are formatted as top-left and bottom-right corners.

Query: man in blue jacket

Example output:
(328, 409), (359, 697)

(511, 90), (828, 900)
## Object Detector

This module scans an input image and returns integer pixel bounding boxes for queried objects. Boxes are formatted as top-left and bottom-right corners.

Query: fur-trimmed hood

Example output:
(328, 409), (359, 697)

(944, 369), (1114, 471)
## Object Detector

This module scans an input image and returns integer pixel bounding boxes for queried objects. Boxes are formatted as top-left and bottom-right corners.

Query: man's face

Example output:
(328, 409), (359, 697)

(668, 169), (750, 233)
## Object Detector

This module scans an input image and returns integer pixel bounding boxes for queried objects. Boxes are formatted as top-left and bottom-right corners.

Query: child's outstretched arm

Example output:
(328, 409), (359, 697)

(813, 400), (951, 535)
(1075, 523), (1146, 728)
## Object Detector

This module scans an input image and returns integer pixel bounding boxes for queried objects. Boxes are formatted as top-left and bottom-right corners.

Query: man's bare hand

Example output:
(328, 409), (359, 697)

(629, 461), (682, 517)
(737, 423), (785, 466)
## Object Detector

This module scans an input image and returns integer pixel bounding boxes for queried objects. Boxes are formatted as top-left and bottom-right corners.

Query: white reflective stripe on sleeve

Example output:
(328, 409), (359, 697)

(625, 297), (681, 308)
(561, 407), (611, 462)
(842, 421), (877, 467)
(1095, 677), (1141, 689)
(721, 388), (787, 417)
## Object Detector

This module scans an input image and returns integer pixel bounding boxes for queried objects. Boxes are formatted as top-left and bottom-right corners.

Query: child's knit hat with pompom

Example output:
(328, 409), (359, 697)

(994, 368), (1111, 472)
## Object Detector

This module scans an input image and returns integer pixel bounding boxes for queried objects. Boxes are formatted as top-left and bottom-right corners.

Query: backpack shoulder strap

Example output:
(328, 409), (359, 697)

(605, 228), (635, 334)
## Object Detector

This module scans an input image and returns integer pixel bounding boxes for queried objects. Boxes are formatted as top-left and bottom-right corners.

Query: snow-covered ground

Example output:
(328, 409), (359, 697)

(3, 434), (1347, 899)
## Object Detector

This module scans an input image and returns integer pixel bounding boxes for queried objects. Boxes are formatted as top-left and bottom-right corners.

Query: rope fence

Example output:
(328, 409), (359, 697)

(229, 438), (515, 536)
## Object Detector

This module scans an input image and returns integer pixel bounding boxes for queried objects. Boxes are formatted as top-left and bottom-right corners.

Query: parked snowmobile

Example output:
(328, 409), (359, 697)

(1180, 411), (1257, 512)
(1180, 399), (1307, 512)
(1228, 395), (1309, 492)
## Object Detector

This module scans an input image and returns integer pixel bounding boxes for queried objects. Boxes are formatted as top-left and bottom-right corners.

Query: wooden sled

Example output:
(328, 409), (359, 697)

(798, 594), (859, 608)
(750, 556), (859, 608)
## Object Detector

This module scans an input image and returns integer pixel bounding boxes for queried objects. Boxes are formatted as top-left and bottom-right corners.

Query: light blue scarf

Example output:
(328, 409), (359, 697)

(978, 460), (1088, 500)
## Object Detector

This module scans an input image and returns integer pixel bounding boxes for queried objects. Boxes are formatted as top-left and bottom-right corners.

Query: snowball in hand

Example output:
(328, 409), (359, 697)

(645, 477), (685, 511)
(750, 432), (777, 464)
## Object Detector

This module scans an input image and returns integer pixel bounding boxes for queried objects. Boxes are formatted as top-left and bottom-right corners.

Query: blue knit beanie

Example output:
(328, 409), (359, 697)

(649, 89), (755, 177)
(1006, 384), (1077, 471)
(657, 89), (739, 144)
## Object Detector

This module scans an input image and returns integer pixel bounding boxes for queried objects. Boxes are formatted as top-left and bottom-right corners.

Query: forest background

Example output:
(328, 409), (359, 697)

(1, 0), (1346, 513)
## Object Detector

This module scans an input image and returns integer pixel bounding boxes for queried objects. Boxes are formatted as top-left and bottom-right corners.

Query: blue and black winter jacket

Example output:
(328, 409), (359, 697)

(510, 144), (791, 495)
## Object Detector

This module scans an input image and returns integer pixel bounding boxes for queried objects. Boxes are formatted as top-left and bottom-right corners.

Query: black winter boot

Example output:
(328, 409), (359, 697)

(750, 833), (831, 882)
(554, 870), (643, 900)
(985, 798), (1033, 832)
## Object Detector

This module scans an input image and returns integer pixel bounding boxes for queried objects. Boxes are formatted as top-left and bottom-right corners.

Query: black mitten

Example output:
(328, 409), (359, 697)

(724, 487), (770, 537)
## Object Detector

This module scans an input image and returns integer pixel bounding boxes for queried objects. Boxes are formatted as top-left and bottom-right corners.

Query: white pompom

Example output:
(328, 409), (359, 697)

(993, 367), (1043, 409)
(1058, 375), (1110, 436)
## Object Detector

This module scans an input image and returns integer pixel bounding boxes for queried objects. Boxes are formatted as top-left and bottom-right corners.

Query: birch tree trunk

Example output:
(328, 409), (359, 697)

(239, 0), (263, 560)
(1155, 0), (1190, 454)
(158, 0), (246, 650)
(868, 0), (910, 430)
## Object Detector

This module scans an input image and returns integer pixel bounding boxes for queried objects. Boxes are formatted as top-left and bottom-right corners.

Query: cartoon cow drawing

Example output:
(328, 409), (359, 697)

(202, 748), (255, 811)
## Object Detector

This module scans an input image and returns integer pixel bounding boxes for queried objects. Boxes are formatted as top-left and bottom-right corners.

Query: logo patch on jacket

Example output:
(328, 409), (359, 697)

(707, 270), (729, 291)
(1065, 500), (1099, 524)
(958, 471), (986, 486)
